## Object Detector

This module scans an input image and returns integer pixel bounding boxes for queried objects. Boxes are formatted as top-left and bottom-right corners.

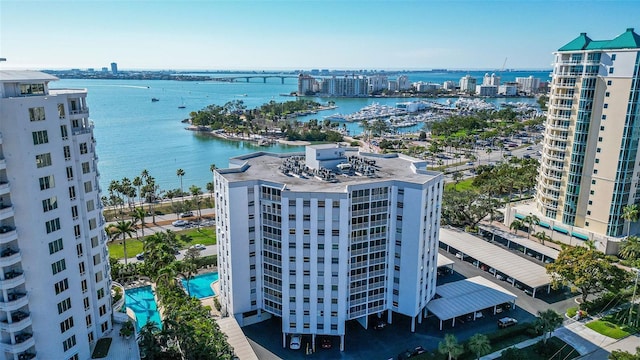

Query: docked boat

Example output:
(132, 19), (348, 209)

(151, 98), (159, 102)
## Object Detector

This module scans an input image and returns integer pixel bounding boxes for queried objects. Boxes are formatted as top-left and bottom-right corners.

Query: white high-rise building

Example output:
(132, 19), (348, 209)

(506, 28), (640, 254)
(397, 75), (411, 91)
(214, 145), (443, 351)
(0, 71), (114, 359)
(515, 75), (541, 95)
(459, 75), (477, 93)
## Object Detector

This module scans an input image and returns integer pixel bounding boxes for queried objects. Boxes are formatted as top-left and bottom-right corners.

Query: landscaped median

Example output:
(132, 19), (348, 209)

(585, 308), (639, 340)
(108, 227), (216, 259)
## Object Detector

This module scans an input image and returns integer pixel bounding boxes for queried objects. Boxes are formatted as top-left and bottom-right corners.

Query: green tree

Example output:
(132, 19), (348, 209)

(132, 207), (147, 239)
(509, 219), (523, 235)
(452, 172), (463, 189)
(623, 204), (640, 238)
(176, 168), (185, 198)
(189, 185), (203, 221)
(137, 321), (163, 360)
(609, 347), (640, 360)
(547, 245), (629, 303)
(501, 347), (525, 360)
(533, 231), (551, 246)
(467, 333), (491, 359)
(133, 176), (143, 206)
(108, 220), (136, 265)
(206, 182), (215, 200)
(523, 213), (540, 239)
(438, 333), (463, 360)
(619, 235), (640, 261)
(535, 309), (563, 344)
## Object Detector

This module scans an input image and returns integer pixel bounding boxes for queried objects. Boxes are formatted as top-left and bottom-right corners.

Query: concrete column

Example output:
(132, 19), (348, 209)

(312, 334), (316, 353)
(340, 335), (345, 351)
(439, 319), (443, 330)
(387, 310), (392, 324)
(452, 317), (456, 327)
(283, 333), (287, 348)
(493, 305), (497, 315)
(418, 312), (423, 324)
(411, 316), (416, 332)
(533, 288), (537, 298)
(547, 284), (551, 293)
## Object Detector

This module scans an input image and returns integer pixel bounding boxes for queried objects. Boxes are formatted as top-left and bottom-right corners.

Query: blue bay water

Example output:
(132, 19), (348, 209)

(50, 70), (546, 192)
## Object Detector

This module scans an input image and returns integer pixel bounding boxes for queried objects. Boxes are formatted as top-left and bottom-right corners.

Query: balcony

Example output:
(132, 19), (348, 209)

(0, 249), (21, 267)
(545, 132), (569, 142)
(545, 143), (568, 152)
(553, 93), (575, 100)
(0, 158), (5, 170)
(0, 312), (31, 332)
(0, 227), (17, 244)
(68, 107), (89, 118)
(0, 205), (13, 221)
(0, 293), (28, 312)
(542, 152), (566, 162)
(0, 182), (9, 196)
(549, 103), (573, 111)
(0, 335), (35, 354)
(545, 122), (569, 131)
(0, 272), (25, 290)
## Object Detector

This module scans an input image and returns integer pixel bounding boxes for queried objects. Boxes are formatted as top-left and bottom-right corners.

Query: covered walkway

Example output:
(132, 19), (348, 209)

(426, 276), (517, 330)
(478, 224), (559, 263)
(439, 227), (552, 297)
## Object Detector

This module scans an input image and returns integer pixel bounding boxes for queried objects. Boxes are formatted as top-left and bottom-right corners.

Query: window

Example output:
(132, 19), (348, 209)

(74, 224), (81, 238)
(91, 236), (99, 248)
(83, 297), (90, 310)
(607, 80), (612, 85)
(93, 254), (101, 266)
(89, 218), (97, 230)
(52, 259), (67, 275)
(79, 262), (85, 275)
(82, 162), (90, 174)
(39, 175), (55, 190)
(69, 186), (76, 200)
(42, 196), (58, 212)
(81, 279), (88, 293)
(95, 271), (103, 282)
(55, 279), (69, 294)
(609, 67), (614, 74)
(49, 238), (64, 254)
(597, 148), (601, 153)
(36, 153), (52, 168)
(66, 166), (74, 180)
(77, 243), (83, 257)
(32, 130), (49, 145)
(602, 115), (607, 120)
(46, 218), (61, 233)
(604, 103), (609, 109)
(58, 103), (66, 118)
(86, 200), (94, 212)
(60, 125), (69, 140)
(86, 314), (92, 327)
(590, 190), (595, 195)
(62, 335), (76, 352)
(71, 205), (79, 219)
(21, 83), (45, 95)
(595, 159), (600, 163)
(57, 298), (72, 314)
(611, 54), (617, 61)
(598, 137), (603, 142)
(63, 146), (71, 160)
(29, 106), (46, 121)
(97, 288), (104, 299)
(60, 316), (74, 333)
(100, 321), (108, 332)
(605, 92), (610, 97)
(80, 143), (88, 154)
(84, 181), (93, 193)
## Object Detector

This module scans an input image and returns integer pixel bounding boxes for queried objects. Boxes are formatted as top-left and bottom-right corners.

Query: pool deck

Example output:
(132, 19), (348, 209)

(101, 322), (141, 360)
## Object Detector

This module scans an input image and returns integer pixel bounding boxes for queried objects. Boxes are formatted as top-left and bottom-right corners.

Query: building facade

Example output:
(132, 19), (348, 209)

(507, 28), (640, 254)
(0, 71), (113, 359)
(459, 75), (477, 93)
(214, 145), (443, 350)
(515, 75), (541, 95)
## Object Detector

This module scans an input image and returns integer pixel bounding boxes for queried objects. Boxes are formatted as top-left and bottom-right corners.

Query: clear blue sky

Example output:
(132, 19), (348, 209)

(1, 0), (639, 71)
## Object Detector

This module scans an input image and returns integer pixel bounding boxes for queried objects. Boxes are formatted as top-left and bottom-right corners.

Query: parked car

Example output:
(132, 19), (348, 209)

(455, 252), (466, 259)
(172, 220), (188, 227)
(180, 211), (194, 218)
(320, 336), (332, 349)
(397, 349), (413, 360)
(498, 317), (518, 328)
(136, 253), (144, 260)
(289, 334), (301, 350)
(412, 346), (426, 356)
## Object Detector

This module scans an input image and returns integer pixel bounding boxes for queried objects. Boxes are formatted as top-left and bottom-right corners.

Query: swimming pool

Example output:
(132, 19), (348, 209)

(125, 285), (162, 330)
(181, 272), (219, 299)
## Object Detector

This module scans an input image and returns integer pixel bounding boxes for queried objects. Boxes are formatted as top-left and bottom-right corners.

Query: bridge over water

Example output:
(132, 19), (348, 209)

(209, 75), (299, 84)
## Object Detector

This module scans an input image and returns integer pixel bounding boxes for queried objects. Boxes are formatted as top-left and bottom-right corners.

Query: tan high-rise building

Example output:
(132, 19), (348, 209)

(507, 28), (640, 254)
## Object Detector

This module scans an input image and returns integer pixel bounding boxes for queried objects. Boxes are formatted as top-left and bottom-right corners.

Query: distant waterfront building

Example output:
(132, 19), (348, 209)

(297, 74), (316, 95)
(0, 71), (115, 358)
(414, 82), (441, 92)
(387, 80), (399, 92)
(515, 75), (541, 95)
(110, 62), (118, 75)
(397, 75), (411, 91)
(459, 75), (477, 93)
(367, 75), (389, 93)
(101, 67), (108, 73)
(482, 73), (500, 87)
(214, 145), (443, 351)
(320, 75), (368, 97)
(506, 28), (640, 254)
(475, 84), (498, 97)
(498, 83), (518, 96)
(443, 81), (457, 91)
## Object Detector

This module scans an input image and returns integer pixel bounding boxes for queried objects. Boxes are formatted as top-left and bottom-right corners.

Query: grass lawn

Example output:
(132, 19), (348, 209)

(108, 227), (216, 259)
(91, 337), (112, 358)
(445, 178), (475, 192)
(515, 337), (579, 359)
(586, 319), (632, 339)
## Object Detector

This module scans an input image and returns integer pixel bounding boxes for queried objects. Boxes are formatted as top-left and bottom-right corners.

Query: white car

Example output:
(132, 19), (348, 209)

(172, 220), (188, 227)
(190, 244), (206, 250)
(289, 334), (301, 350)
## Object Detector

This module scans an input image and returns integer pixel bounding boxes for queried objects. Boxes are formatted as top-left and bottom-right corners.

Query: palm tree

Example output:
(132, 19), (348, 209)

(132, 207), (147, 239)
(176, 168), (185, 198)
(438, 333), (463, 360)
(619, 235), (640, 261)
(108, 220), (136, 265)
(210, 163), (217, 185)
(189, 185), (203, 222)
(206, 182), (215, 200)
(523, 213), (540, 239)
(510, 219), (523, 235)
(534, 231), (551, 246)
(133, 176), (143, 206)
(622, 204), (640, 237)
(467, 333), (491, 360)
(452, 172), (463, 189)
(137, 321), (163, 360)
(535, 309), (563, 344)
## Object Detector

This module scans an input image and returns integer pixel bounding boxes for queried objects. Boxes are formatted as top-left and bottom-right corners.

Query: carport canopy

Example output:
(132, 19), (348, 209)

(427, 276), (517, 328)
(437, 253), (454, 268)
(440, 227), (552, 289)
(478, 225), (559, 260)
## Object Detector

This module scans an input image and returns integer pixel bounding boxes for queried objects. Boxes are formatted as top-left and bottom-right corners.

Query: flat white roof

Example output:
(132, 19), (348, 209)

(479, 224), (559, 260)
(427, 276), (517, 321)
(439, 227), (552, 289)
(437, 253), (454, 268)
(0, 70), (58, 82)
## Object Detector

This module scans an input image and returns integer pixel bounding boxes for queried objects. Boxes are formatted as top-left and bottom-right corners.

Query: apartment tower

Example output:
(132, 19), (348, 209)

(0, 71), (113, 359)
(214, 145), (443, 351)
(533, 28), (640, 252)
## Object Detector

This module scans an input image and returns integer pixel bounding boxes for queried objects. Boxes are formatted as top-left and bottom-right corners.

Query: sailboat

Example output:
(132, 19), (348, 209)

(178, 97), (186, 109)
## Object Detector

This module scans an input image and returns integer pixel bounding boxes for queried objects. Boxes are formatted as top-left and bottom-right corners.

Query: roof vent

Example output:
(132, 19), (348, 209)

(580, 32), (587, 36)
(627, 28), (634, 32)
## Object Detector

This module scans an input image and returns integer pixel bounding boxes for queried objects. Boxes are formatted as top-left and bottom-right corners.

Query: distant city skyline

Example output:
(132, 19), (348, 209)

(1, 0), (639, 71)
